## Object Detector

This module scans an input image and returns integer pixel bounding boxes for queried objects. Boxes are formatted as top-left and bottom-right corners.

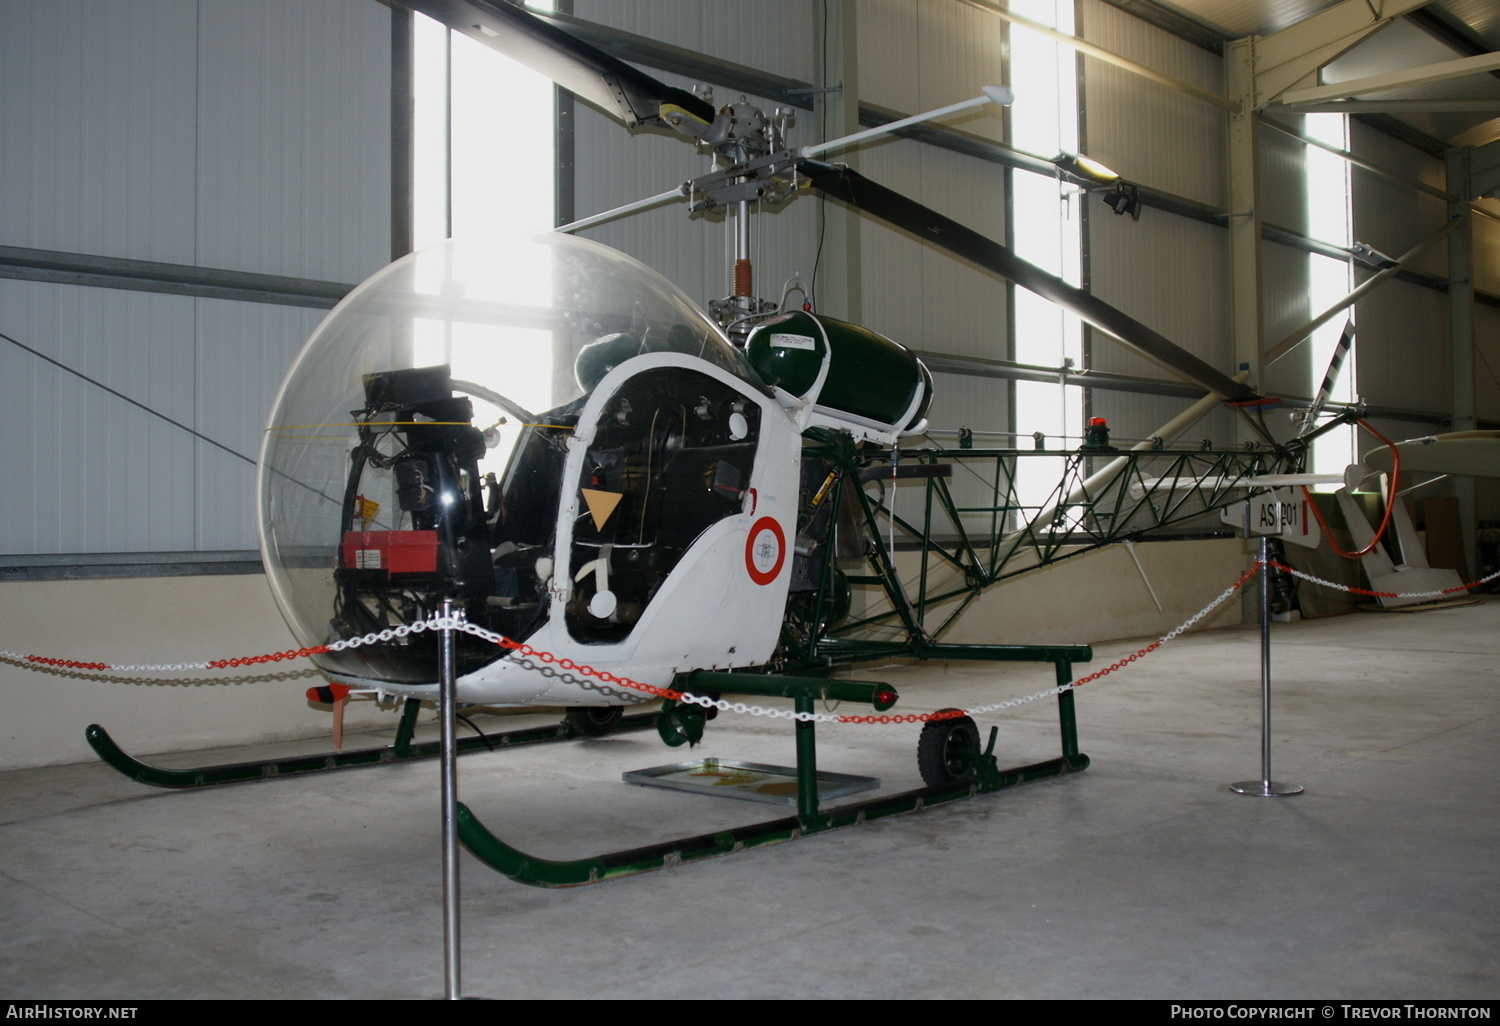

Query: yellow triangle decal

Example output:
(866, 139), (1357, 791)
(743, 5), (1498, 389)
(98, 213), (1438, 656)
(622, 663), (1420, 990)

(580, 488), (623, 531)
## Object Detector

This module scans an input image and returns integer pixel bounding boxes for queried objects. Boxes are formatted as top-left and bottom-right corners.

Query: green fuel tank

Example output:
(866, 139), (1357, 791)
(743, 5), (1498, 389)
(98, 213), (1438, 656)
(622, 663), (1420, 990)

(745, 312), (931, 437)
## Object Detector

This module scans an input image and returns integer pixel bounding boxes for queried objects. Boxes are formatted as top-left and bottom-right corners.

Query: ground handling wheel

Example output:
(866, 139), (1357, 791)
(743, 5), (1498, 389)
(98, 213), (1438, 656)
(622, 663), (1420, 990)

(565, 706), (624, 738)
(917, 710), (982, 786)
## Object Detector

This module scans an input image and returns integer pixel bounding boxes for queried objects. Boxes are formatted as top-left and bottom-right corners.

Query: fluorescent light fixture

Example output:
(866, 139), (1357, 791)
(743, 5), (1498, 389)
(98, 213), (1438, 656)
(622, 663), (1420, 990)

(1052, 152), (1120, 186)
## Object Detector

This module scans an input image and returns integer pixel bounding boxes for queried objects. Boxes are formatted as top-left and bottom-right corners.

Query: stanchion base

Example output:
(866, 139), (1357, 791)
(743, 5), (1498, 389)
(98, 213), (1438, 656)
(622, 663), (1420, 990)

(1230, 780), (1304, 797)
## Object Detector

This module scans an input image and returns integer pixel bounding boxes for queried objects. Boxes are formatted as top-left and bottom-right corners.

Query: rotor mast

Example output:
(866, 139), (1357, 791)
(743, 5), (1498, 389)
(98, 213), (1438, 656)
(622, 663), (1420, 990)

(697, 86), (1015, 342)
(732, 199), (755, 324)
(689, 97), (797, 342)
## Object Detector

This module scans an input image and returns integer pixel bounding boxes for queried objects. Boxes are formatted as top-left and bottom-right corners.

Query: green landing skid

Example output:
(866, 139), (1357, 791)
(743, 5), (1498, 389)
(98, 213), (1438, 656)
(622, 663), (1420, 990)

(85, 702), (657, 790)
(459, 657), (1090, 887)
(459, 751), (1090, 887)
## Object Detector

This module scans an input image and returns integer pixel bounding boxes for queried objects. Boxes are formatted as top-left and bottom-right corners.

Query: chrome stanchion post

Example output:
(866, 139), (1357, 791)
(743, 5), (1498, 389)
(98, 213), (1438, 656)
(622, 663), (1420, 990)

(439, 598), (463, 997)
(1231, 533), (1303, 797)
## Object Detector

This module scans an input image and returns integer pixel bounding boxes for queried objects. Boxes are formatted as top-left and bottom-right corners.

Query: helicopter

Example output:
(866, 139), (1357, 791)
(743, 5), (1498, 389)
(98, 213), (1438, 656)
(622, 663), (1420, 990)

(80, 0), (1366, 882)
(257, 0), (1297, 728)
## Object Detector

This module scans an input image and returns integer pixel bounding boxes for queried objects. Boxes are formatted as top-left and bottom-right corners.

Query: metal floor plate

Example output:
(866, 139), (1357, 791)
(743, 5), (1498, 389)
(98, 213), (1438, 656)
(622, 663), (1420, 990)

(623, 758), (880, 807)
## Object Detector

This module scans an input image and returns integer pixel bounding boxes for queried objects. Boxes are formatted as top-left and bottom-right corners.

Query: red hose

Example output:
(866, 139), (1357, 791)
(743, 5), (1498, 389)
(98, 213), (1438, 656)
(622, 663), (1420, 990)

(1300, 419), (1401, 559)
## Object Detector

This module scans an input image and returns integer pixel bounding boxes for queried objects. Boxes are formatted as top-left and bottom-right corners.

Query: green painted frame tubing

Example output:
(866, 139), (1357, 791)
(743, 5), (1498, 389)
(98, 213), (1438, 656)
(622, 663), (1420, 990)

(457, 751), (1090, 887)
(795, 693), (819, 819)
(802, 637), (1094, 669)
(675, 670), (899, 710)
(913, 640), (1093, 663)
(84, 711), (658, 790)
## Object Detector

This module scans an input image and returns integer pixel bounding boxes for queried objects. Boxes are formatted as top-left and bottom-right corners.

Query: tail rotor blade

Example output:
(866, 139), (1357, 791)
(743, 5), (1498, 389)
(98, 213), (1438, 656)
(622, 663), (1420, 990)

(1299, 320), (1354, 437)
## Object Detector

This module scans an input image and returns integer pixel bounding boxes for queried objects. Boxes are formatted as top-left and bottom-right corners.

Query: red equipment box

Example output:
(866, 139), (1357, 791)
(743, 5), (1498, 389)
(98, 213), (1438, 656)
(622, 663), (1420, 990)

(341, 530), (440, 575)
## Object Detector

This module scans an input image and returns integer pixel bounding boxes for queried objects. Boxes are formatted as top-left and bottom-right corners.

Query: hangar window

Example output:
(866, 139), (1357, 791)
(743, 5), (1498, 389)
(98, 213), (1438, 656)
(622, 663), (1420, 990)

(411, 7), (558, 247)
(409, 6), (560, 473)
(1302, 112), (1356, 483)
(1007, 0), (1083, 521)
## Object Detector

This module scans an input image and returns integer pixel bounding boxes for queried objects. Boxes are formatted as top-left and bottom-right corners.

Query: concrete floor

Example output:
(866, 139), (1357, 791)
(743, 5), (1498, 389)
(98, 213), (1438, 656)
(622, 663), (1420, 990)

(2, 599), (1497, 1000)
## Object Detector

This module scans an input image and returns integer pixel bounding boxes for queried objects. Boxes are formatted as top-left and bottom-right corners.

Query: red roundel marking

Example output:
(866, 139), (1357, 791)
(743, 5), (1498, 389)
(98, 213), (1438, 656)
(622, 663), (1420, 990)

(745, 517), (786, 586)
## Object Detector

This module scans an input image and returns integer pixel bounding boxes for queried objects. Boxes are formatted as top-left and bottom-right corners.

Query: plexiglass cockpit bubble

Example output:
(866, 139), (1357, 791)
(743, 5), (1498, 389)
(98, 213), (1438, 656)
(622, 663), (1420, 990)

(258, 233), (756, 686)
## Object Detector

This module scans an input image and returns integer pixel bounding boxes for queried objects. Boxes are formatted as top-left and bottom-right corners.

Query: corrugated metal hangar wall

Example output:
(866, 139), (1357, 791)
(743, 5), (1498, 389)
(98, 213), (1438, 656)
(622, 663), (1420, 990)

(0, 0), (1496, 768)
(0, 0), (392, 557)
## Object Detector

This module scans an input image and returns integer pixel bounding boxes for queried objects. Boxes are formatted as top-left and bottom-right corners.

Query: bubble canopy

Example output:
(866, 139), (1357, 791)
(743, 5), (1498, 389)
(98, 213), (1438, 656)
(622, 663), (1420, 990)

(258, 233), (757, 682)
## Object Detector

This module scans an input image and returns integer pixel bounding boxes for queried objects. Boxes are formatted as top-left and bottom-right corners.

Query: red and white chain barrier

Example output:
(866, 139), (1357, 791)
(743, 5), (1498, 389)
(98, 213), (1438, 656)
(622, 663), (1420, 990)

(1268, 559), (1500, 600)
(2, 626), (418, 674)
(0, 564), (1264, 726)
(6, 560), (1493, 727)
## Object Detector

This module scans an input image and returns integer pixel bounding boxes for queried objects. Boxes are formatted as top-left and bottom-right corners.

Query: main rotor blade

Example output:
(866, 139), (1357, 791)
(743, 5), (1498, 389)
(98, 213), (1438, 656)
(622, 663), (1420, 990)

(799, 161), (1259, 404)
(396, 0), (715, 130)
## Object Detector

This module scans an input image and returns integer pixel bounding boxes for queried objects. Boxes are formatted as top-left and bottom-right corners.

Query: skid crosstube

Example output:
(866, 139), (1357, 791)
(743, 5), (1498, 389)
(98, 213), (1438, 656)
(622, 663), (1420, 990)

(460, 647), (1091, 886)
(85, 700), (657, 790)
